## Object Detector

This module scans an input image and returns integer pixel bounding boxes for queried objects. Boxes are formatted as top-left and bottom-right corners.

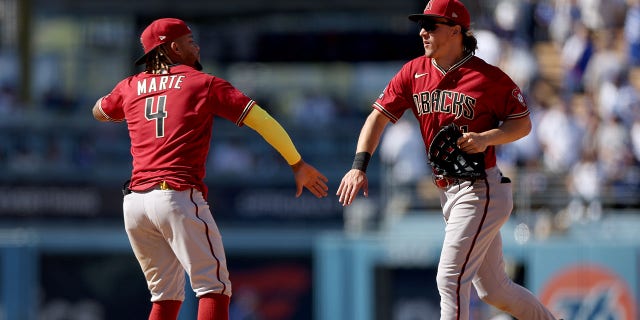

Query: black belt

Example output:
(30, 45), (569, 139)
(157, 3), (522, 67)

(122, 179), (131, 196)
(122, 180), (173, 196)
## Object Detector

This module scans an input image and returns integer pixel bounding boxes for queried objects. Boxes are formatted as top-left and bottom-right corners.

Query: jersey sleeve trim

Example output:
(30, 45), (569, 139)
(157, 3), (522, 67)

(505, 109), (530, 120)
(373, 102), (399, 123)
(98, 98), (125, 122)
(235, 100), (256, 126)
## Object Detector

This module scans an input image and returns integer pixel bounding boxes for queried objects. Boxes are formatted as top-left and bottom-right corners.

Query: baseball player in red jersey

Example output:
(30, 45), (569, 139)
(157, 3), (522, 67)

(337, 1), (559, 319)
(92, 18), (328, 320)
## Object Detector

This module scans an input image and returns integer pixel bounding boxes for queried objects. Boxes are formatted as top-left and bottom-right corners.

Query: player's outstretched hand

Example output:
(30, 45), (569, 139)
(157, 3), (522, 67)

(291, 160), (329, 198)
(336, 169), (368, 206)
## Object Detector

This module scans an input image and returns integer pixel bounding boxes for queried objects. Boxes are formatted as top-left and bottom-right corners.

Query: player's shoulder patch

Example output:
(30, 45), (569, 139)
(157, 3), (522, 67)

(512, 88), (527, 107)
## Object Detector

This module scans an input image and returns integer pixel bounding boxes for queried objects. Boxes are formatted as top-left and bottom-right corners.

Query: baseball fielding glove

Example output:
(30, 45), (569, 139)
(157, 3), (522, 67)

(428, 123), (486, 180)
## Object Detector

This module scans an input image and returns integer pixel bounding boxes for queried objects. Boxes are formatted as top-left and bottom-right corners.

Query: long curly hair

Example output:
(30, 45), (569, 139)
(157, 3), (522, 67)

(462, 29), (478, 55)
(143, 45), (174, 74)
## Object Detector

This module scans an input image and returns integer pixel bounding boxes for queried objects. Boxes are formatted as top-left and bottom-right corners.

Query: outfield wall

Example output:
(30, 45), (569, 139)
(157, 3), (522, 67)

(315, 213), (640, 320)
(1, 213), (639, 320)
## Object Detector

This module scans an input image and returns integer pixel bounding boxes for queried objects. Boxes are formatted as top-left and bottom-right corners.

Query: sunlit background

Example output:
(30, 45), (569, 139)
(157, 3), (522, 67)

(0, 0), (639, 319)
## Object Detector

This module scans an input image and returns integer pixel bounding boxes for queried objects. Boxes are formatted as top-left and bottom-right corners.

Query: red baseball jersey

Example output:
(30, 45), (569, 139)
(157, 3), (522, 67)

(99, 64), (255, 196)
(373, 54), (529, 170)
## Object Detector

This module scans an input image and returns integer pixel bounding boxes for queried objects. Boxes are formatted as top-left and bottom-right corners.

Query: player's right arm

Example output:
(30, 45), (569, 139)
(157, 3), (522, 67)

(92, 96), (124, 122)
(337, 109), (390, 206)
(92, 97), (110, 122)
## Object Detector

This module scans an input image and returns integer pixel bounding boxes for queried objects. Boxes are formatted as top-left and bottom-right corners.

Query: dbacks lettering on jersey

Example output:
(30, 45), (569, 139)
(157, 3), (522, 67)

(412, 89), (477, 120)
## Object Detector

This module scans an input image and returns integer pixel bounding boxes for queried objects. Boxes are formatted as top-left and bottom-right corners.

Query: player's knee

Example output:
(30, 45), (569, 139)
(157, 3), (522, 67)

(476, 289), (509, 311)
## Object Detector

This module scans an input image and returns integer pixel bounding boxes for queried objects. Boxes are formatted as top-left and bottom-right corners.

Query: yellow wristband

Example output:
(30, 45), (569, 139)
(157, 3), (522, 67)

(243, 105), (302, 165)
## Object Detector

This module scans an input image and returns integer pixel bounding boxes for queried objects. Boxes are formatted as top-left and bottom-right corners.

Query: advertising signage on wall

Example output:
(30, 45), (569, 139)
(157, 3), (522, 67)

(0, 184), (346, 225)
(529, 242), (638, 320)
(539, 264), (636, 320)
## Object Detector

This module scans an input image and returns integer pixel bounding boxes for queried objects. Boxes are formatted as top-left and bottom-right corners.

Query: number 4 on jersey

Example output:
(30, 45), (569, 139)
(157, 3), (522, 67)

(145, 96), (167, 138)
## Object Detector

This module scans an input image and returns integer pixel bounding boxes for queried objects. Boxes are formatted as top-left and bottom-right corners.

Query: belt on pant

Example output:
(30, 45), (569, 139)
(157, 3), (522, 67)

(433, 176), (461, 189)
(122, 180), (173, 196)
(433, 176), (484, 189)
(157, 181), (173, 190)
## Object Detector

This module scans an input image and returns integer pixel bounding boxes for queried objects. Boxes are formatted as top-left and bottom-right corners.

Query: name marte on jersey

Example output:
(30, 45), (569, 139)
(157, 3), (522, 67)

(137, 75), (186, 96)
(413, 89), (476, 119)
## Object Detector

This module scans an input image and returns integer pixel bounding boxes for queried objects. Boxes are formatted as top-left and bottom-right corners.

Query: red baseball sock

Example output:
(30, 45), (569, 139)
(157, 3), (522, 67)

(197, 293), (230, 320)
(148, 300), (182, 320)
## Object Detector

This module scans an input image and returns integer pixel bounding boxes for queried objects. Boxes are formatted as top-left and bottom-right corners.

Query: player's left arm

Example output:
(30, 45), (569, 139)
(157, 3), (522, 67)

(243, 104), (328, 198)
(457, 116), (531, 154)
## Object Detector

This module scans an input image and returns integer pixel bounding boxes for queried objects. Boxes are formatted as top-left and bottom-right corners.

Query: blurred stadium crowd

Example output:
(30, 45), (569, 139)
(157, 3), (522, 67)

(0, 0), (638, 233)
(380, 0), (640, 236)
